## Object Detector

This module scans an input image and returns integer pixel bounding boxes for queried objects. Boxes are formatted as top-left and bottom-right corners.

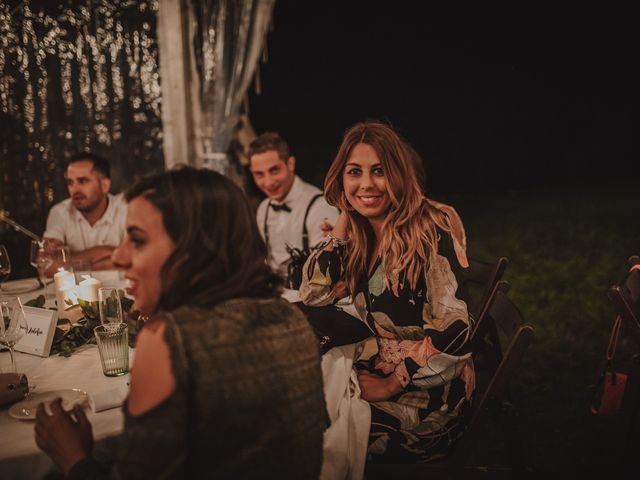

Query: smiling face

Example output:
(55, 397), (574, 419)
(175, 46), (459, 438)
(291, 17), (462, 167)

(342, 143), (391, 223)
(249, 150), (296, 201)
(65, 160), (110, 214)
(111, 196), (176, 315)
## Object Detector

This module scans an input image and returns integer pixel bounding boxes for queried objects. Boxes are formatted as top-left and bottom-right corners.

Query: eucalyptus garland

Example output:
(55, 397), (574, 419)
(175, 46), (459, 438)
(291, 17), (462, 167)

(24, 292), (139, 357)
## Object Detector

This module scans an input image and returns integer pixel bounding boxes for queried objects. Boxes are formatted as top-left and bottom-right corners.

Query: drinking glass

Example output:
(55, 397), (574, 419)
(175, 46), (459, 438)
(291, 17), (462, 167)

(52, 244), (72, 272)
(72, 258), (92, 284)
(30, 240), (53, 297)
(94, 323), (129, 377)
(0, 245), (10, 287)
(98, 287), (123, 327)
(0, 295), (28, 373)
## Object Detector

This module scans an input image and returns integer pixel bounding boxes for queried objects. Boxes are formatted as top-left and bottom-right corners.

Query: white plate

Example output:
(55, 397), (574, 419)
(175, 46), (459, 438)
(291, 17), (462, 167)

(8, 389), (88, 420)
(1, 278), (41, 294)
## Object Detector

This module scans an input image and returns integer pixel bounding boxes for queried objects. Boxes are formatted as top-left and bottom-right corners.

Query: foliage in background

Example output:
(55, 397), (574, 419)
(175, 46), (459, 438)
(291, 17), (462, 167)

(436, 184), (640, 473)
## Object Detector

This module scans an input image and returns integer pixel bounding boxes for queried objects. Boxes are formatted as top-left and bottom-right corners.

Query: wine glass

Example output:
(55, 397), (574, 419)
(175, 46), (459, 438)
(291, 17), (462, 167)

(0, 295), (28, 373)
(98, 287), (123, 328)
(30, 240), (54, 298)
(0, 245), (10, 288)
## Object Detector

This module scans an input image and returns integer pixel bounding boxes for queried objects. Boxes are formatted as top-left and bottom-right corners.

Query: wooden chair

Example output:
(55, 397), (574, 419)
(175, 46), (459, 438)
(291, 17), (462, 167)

(465, 257), (509, 378)
(608, 255), (640, 347)
(365, 281), (534, 480)
(465, 256), (509, 322)
(606, 255), (640, 459)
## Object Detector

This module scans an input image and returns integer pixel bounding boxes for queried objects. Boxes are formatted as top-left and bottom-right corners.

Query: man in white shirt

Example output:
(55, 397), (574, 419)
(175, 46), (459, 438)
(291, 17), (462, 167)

(44, 153), (127, 270)
(249, 132), (339, 280)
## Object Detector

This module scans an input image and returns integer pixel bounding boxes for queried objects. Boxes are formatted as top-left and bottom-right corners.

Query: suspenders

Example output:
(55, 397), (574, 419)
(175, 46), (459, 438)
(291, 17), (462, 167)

(263, 193), (323, 258)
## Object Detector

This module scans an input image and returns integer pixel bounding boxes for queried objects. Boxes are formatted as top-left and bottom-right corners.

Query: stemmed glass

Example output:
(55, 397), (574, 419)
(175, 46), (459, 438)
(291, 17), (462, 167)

(0, 245), (10, 288)
(29, 240), (54, 297)
(98, 287), (123, 329)
(0, 295), (28, 373)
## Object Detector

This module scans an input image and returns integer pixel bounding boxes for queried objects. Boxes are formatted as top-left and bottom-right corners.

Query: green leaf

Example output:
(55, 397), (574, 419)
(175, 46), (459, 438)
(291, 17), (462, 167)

(24, 295), (45, 308)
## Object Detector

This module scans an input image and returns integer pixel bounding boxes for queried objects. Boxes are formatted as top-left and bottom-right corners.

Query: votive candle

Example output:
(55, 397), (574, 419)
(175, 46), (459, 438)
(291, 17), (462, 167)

(77, 275), (102, 302)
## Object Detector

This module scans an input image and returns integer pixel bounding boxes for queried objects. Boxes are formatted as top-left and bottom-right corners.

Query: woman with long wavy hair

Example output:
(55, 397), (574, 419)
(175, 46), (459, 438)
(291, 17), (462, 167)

(300, 121), (474, 463)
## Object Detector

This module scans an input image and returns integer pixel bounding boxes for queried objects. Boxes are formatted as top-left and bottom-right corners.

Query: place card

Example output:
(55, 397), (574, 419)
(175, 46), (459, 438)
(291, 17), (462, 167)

(14, 306), (58, 357)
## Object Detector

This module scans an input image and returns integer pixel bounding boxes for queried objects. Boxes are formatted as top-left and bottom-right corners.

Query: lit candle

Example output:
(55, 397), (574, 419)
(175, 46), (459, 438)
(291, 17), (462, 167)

(56, 285), (79, 317)
(77, 274), (102, 302)
(53, 267), (76, 292)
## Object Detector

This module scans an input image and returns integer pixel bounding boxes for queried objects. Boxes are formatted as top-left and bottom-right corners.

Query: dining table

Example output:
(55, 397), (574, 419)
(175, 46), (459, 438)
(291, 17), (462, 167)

(1, 271), (131, 479)
(1, 275), (370, 480)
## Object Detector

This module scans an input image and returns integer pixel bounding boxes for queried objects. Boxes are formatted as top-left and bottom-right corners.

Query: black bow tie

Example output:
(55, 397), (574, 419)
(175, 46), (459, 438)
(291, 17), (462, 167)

(270, 202), (291, 213)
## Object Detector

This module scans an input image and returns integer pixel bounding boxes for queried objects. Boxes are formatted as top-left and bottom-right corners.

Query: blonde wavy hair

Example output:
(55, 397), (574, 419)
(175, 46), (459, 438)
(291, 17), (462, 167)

(324, 121), (452, 293)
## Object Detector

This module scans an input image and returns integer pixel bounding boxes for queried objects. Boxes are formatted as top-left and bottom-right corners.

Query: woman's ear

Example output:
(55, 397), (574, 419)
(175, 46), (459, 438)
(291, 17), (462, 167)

(100, 176), (112, 194)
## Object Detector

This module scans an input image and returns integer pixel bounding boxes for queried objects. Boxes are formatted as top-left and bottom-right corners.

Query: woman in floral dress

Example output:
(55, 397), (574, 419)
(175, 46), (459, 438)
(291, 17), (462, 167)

(300, 121), (475, 463)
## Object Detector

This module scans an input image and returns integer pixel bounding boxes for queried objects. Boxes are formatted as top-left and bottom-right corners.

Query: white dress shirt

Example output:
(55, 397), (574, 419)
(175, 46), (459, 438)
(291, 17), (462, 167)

(43, 193), (127, 252)
(256, 176), (339, 275)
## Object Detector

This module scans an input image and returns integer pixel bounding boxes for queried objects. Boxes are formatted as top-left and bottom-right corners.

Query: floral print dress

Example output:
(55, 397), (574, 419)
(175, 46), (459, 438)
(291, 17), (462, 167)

(300, 226), (475, 463)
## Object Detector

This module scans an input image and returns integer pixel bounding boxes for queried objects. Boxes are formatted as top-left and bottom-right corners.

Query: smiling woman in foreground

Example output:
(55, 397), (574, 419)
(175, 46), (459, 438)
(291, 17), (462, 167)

(35, 166), (327, 479)
(301, 121), (474, 463)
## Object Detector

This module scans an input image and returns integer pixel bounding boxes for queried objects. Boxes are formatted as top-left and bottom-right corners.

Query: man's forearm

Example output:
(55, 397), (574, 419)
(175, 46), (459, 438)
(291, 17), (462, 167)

(70, 246), (117, 271)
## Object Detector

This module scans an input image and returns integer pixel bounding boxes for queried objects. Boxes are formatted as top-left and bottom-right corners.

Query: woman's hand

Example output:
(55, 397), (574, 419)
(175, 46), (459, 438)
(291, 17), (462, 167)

(357, 371), (403, 402)
(35, 399), (93, 475)
(319, 218), (334, 236)
(332, 211), (350, 238)
(320, 211), (350, 253)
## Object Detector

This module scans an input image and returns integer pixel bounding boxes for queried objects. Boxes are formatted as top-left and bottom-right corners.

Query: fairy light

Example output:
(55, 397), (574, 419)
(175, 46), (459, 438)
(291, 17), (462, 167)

(0, 0), (163, 245)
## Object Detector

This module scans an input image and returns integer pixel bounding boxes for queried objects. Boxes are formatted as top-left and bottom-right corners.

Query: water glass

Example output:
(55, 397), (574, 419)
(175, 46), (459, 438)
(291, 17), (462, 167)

(0, 245), (11, 285)
(52, 244), (72, 271)
(94, 324), (129, 377)
(29, 240), (53, 297)
(72, 259), (92, 284)
(98, 287), (123, 326)
(0, 295), (28, 373)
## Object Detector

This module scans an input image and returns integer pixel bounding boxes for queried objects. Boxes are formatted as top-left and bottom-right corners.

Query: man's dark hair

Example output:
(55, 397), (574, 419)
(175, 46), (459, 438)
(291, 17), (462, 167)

(67, 152), (111, 178)
(248, 132), (290, 164)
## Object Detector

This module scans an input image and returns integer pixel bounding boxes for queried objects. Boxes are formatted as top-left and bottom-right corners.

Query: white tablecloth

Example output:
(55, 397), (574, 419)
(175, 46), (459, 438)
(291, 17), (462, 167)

(1, 272), (130, 479)
(320, 345), (370, 480)
(0, 346), (132, 479)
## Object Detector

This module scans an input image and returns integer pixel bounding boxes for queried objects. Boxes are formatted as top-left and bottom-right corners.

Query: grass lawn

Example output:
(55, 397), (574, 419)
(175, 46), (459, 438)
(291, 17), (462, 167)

(435, 182), (640, 473)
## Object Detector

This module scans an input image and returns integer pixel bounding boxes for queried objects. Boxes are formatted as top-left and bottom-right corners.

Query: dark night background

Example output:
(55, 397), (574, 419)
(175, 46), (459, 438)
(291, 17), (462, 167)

(248, 2), (636, 195)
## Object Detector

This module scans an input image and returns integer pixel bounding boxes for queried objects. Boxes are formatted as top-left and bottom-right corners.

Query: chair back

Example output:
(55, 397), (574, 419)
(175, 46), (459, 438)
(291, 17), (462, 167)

(608, 255), (640, 347)
(471, 277), (510, 376)
(603, 255), (640, 464)
(450, 280), (534, 468)
(465, 256), (509, 322)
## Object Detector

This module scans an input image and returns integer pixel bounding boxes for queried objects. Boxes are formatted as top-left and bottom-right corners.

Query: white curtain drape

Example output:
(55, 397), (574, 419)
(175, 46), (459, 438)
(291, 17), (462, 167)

(192, 0), (275, 174)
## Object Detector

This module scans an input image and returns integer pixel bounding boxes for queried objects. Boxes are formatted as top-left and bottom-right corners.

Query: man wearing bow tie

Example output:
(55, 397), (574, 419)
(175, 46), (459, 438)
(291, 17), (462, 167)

(249, 132), (339, 277)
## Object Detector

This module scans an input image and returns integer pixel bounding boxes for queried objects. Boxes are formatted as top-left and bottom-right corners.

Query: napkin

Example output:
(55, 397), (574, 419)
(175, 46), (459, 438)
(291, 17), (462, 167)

(88, 382), (130, 412)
